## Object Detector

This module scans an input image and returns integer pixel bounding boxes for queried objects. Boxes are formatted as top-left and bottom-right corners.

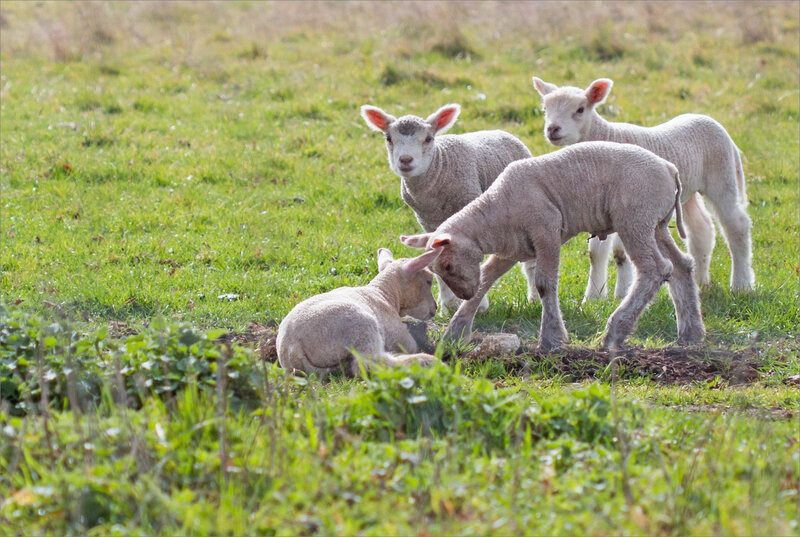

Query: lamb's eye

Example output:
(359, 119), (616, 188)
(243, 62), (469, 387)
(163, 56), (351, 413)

(424, 135), (433, 143)
(576, 106), (584, 114)
(444, 263), (453, 272)
(385, 134), (392, 144)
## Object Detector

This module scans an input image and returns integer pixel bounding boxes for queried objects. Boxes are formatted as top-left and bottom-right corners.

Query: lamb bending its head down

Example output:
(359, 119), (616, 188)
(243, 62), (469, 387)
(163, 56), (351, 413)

(531, 76), (754, 300)
(277, 247), (442, 377)
(360, 103), (535, 314)
(402, 142), (706, 351)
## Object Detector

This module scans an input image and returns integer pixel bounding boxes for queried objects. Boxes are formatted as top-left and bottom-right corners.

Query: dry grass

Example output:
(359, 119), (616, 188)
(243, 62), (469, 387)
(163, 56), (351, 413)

(1, 1), (796, 63)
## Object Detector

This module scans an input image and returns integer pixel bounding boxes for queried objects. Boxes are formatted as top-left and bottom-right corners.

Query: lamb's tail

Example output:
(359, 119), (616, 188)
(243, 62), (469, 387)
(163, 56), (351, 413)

(734, 144), (748, 208)
(670, 163), (687, 240)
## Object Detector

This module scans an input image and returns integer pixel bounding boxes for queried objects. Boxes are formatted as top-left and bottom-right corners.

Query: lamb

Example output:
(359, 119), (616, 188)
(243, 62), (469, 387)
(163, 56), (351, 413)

(531, 76), (754, 301)
(360, 103), (535, 313)
(401, 142), (706, 351)
(277, 247), (442, 376)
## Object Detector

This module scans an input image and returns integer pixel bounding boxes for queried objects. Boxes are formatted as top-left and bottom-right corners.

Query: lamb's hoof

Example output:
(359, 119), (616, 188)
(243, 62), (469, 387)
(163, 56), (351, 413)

(538, 332), (567, 352)
(601, 334), (625, 351)
(677, 326), (706, 346)
(538, 339), (563, 352)
(730, 280), (755, 293)
(582, 290), (607, 303)
(444, 318), (473, 343)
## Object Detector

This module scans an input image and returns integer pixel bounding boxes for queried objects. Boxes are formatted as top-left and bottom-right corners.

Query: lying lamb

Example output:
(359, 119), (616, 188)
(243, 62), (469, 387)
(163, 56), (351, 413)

(361, 103), (534, 313)
(402, 142), (706, 351)
(277, 247), (441, 376)
(532, 76), (754, 301)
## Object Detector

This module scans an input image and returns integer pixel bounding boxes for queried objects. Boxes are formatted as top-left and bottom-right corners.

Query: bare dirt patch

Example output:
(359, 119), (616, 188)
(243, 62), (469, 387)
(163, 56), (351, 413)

(221, 323), (769, 386)
(509, 344), (762, 385)
(216, 322), (278, 363)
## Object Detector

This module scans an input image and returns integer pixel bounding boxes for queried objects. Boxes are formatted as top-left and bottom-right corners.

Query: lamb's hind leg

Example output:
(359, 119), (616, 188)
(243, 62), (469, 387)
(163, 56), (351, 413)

(705, 189), (754, 292)
(682, 193), (716, 287)
(655, 224), (706, 345)
(584, 235), (612, 301)
(611, 234), (634, 300)
(349, 332), (437, 376)
(603, 230), (672, 350)
(522, 260), (540, 303)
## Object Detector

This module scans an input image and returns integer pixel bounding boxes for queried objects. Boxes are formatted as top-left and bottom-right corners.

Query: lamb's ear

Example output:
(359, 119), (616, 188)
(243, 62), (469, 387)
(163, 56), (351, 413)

(585, 78), (613, 105)
(403, 246), (443, 275)
(400, 233), (432, 249)
(361, 105), (396, 133)
(429, 234), (452, 249)
(532, 77), (558, 97)
(426, 104), (460, 135)
(376, 248), (395, 272)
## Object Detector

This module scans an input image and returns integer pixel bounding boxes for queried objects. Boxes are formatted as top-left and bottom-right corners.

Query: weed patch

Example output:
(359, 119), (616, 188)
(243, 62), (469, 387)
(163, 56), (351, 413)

(0, 307), (260, 415)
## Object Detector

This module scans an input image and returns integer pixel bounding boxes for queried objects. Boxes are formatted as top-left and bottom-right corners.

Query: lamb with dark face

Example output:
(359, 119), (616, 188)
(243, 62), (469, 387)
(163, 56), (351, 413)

(402, 142), (706, 352)
(360, 103), (534, 314)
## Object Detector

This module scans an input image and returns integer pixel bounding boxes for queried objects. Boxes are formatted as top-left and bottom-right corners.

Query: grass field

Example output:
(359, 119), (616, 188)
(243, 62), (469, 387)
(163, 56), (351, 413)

(1, 2), (798, 535)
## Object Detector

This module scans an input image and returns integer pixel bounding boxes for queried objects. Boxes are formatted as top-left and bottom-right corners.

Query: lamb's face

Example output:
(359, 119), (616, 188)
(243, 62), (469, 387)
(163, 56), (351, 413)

(378, 247), (441, 320)
(532, 77), (614, 147)
(384, 117), (437, 179)
(397, 266), (438, 320)
(430, 239), (483, 301)
(361, 103), (461, 181)
(540, 88), (591, 146)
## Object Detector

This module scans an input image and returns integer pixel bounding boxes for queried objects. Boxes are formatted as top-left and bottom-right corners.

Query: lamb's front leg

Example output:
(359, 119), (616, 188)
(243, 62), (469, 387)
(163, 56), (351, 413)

(535, 243), (569, 351)
(437, 275), (489, 314)
(444, 255), (516, 342)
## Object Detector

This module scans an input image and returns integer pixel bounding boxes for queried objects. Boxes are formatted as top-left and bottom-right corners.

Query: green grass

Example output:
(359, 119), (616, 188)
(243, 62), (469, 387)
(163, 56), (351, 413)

(1, 2), (798, 535)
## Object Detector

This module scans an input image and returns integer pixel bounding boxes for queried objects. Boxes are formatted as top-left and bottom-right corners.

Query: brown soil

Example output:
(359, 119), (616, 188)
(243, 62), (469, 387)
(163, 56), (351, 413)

(215, 323), (278, 364)
(501, 343), (762, 385)
(216, 323), (773, 387)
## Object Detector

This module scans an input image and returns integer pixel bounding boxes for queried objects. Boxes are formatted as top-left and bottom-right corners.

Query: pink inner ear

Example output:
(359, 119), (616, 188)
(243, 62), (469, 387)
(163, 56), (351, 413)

(401, 234), (428, 248)
(430, 237), (451, 249)
(365, 109), (388, 131)
(588, 82), (610, 103)
(436, 108), (457, 130)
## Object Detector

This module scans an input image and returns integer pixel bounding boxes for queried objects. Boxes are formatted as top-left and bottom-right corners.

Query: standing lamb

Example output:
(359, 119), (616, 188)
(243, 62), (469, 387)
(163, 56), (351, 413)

(401, 142), (706, 351)
(531, 76), (754, 301)
(277, 247), (442, 377)
(361, 103), (534, 313)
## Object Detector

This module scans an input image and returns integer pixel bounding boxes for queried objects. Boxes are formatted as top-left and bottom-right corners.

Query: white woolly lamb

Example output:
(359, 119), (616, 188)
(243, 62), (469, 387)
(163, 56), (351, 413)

(361, 103), (534, 313)
(277, 247), (442, 376)
(402, 142), (706, 351)
(532, 76), (754, 301)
